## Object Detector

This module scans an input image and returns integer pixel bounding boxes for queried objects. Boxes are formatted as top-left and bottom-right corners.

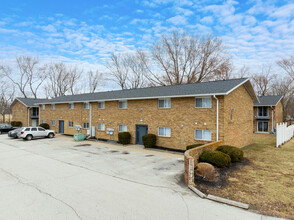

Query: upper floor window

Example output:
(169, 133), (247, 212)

(98, 101), (105, 109)
(51, 104), (55, 110)
(83, 103), (90, 109)
(258, 107), (268, 117)
(118, 100), (127, 109)
(68, 103), (74, 110)
(158, 98), (171, 108)
(41, 104), (45, 110)
(195, 97), (211, 108)
(195, 129), (211, 141)
(158, 127), (171, 137)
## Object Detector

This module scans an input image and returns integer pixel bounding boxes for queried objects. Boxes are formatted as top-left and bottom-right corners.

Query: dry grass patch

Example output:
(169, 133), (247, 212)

(196, 134), (294, 219)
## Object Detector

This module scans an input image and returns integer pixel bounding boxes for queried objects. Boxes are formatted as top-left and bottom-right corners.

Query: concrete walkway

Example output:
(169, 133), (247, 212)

(0, 135), (282, 220)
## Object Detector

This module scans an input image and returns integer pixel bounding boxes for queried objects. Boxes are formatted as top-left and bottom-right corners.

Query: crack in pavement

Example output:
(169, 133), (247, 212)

(0, 168), (83, 220)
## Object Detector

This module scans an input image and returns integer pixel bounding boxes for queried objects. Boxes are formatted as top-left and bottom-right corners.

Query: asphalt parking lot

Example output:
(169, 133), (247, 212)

(0, 134), (281, 220)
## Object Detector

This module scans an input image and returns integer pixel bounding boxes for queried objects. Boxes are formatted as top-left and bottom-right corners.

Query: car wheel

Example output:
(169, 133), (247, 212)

(48, 133), (54, 138)
(26, 135), (33, 141)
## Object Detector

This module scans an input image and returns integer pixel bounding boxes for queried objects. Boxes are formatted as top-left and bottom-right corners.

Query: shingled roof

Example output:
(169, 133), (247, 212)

(35, 78), (258, 104)
(254, 95), (283, 107)
(12, 97), (48, 107)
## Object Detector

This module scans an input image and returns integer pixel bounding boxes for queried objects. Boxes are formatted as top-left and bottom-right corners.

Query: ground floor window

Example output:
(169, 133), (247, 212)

(69, 121), (74, 128)
(41, 120), (45, 124)
(195, 129), (211, 141)
(51, 120), (55, 126)
(158, 127), (171, 137)
(257, 121), (268, 132)
(118, 124), (127, 132)
(98, 123), (105, 131)
(83, 122), (89, 129)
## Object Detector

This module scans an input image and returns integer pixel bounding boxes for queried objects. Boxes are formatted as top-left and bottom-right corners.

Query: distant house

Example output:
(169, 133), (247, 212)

(253, 95), (283, 133)
(11, 98), (48, 127)
(11, 78), (259, 150)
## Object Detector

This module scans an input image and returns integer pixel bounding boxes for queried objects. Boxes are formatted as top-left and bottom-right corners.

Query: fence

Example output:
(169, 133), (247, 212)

(276, 122), (294, 147)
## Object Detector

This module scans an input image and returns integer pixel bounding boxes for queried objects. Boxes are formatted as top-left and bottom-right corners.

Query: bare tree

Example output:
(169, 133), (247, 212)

(44, 63), (82, 98)
(277, 56), (294, 81)
(213, 59), (233, 80)
(237, 65), (250, 78)
(0, 80), (15, 123)
(0, 56), (46, 98)
(88, 70), (103, 93)
(252, 65), (275, 96)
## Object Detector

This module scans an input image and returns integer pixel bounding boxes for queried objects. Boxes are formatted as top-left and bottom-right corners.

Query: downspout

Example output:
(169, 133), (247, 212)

(271, 106), (274, 131)
(38, 106), (40, 126)
(27, 107), (31, 126)
(213, 95), (219, 141)
(89, 103), (92, 137)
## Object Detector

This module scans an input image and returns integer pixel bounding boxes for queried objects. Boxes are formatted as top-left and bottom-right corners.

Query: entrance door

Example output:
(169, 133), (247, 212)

(258, 121), (269, 132)
(31, 119), (37, 127)
(136, 125), (148, 145)
(59, 120), (64, 134)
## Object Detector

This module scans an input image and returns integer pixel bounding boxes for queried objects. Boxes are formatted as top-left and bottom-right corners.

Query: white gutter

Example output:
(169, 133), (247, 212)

(271, 106), (274, 131)
(89, 103), (92, 137)
(27, 107), (31, 126)
(213, 95), (219, 141)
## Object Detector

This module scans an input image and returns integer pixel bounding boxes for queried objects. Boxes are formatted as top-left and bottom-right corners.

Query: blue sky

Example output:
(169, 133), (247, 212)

(0, 0), (294, 80)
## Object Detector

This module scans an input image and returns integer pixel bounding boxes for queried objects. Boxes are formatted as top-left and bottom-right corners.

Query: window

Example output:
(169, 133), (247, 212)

(98, 101), (105, 109)
(118, 100), (127, 109)
(41, 120), (45, 124)
(118, 124), (127, 132)
(195, 129), (211, 141)
(51, 104), (55, 110)
(83, 103), (89, 109)
(258, 121), (268, 132)
(98, 123), (105, 131)
(25, 128), (30, 131)
(31, 128), (37, 131)
(69, 121), (74, 128)
(41, 105), (45, 110)
(83, 122), (89, 129)
(38, 128), (45, 131)
(195, 97), (211, 108)
(158, 127), (171, 137)
(258, 107), (268, 117)
(158, 98), (171, 108)
(51, 120), (55, 126)
(68, 103), (74, 110)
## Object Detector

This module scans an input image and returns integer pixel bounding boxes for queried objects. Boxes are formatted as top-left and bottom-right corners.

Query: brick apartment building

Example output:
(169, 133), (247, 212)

(12, 78), (259, 150)
(253, 95), (283, 133)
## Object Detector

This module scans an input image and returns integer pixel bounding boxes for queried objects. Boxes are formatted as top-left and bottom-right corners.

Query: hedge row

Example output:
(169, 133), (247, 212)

(11, 121), (22, 127)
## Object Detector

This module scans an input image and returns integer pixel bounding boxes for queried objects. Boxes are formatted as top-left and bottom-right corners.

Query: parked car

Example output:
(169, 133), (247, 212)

(8, 128), (23, 138)
(18, 127), (55, 140)
(0, 124), (17, 134)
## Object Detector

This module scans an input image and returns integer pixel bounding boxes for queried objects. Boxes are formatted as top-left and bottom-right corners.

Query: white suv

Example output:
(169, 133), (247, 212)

(18, 127), (55, 140)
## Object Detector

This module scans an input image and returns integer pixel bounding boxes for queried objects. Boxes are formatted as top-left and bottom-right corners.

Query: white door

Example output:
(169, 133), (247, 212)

(32, 119), (37, 127)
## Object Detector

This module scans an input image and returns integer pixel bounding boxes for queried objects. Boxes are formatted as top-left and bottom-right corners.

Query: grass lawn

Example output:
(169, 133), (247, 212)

(198, 134), (294, 219)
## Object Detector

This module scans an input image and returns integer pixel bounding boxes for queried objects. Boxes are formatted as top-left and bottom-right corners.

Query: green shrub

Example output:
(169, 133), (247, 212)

(39, 123), (50, 129)
(186, 144), (203, 150)
(199, 150), (231, 168)
(216, 145), (244, 162)
(142, 134), (156, 148)
(11, 121), (22, 127)
(118, 132), (131, 145)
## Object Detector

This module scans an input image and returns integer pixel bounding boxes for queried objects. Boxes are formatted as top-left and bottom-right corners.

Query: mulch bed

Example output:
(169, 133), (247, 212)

(194, 158), (250, 194)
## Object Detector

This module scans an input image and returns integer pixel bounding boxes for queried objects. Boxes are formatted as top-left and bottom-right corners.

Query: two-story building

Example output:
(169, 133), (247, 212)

(24, 78), (257, 150)
(253, 95), (283, 133)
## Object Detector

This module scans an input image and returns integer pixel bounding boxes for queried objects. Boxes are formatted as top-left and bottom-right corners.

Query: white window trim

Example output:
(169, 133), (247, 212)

(257, 106), (268, 117)
(51, 104), (55, 110)
(257, 121), (269, 133)
(118, 124), (128, 132)
(195, 129), (212, 141)
(68, 103), (74, 110)
(83, 102), (90, 109)
(158, 98), (171, 109)
(195, 97), (212, 109)
(69, 121), (74, 128)
(41, 104), (45, 110)
(41, 120), (45, 124)
(83, 122), (90, 129)
(98, 123), (105, 131)
(158, 127), (171, 137)
(51, 120), (55, 126)
(118, 100), (128, 109)
(98, 101), (105, 109)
